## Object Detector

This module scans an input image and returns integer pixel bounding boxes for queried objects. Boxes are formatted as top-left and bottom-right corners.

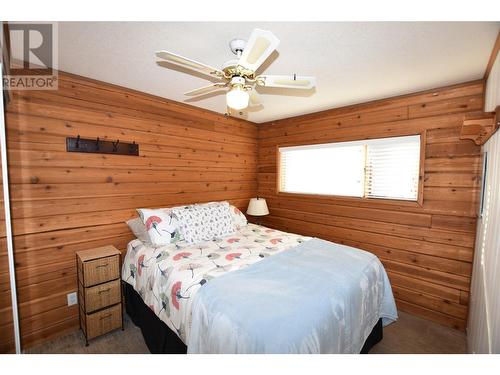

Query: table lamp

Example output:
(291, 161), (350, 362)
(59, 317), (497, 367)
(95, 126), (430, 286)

(246, 197), (269, 225)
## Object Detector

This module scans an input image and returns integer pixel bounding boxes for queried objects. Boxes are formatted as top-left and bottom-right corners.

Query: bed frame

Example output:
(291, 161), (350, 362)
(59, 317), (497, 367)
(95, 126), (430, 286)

(123, 282), (383, 354)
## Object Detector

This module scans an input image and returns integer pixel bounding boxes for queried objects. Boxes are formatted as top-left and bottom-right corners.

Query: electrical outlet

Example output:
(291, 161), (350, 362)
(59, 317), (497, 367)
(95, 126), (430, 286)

(67, 292), (78, 306)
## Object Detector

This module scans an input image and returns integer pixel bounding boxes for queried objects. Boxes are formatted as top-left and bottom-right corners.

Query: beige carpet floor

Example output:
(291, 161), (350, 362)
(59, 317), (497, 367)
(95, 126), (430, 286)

(25, 311), (466, 354)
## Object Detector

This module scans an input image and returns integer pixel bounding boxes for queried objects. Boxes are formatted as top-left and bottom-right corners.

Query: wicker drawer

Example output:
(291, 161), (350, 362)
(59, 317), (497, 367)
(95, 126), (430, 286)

(82, 279), (121, 313)
(86, 304), (122, 340)
(82, 255), (119, 287)
(76, 246), (123, 345)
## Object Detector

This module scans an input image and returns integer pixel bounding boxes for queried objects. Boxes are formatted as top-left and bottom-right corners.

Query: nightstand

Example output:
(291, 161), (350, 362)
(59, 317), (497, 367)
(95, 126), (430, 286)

(76, 245), (123, 346)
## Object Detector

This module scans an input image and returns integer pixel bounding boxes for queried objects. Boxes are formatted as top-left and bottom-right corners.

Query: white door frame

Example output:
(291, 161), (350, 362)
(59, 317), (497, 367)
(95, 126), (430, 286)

(0, 61), (21, 354)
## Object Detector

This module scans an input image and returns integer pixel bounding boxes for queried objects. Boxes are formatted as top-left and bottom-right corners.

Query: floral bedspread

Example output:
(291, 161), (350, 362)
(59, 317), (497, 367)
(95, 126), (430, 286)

(122, 223), (311, 344)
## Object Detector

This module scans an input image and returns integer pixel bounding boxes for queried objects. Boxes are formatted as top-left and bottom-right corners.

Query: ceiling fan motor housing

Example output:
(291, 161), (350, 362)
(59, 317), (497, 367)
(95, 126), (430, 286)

(221, 59), (255, 80)
(222, 58), (240, 71)
(230, 76), (246, 86)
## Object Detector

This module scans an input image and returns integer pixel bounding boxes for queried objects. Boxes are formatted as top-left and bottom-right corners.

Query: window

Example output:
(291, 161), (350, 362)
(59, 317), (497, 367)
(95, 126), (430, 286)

(279, 135), (421, 201)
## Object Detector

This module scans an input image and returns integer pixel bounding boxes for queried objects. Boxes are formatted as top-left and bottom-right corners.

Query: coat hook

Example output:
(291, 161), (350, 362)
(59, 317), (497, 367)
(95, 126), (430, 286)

(112, 139), (120, 152)
(76, 135), (80, 148)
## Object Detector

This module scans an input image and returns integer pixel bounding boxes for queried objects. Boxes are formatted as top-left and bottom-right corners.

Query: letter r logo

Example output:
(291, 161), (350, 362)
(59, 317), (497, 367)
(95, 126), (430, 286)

(8, 23), (53, 74)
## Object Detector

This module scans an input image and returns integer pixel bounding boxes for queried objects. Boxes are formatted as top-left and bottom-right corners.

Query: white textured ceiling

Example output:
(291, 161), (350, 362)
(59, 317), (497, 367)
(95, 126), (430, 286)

(54, 22), (499, 123)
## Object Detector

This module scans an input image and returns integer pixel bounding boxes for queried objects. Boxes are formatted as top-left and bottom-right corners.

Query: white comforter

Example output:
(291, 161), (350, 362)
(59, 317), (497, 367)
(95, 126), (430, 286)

(188, 238), (398, 353)
(122, 224), (311, 344)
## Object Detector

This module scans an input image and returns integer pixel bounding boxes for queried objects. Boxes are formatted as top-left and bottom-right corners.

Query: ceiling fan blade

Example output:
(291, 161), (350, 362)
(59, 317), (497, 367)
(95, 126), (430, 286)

(257, 75), (316, 89)
(156, 50), (224, 78)
(249, 90), (261, 105)
(184, 83), (227, 96)
(237, 29), (280, 72)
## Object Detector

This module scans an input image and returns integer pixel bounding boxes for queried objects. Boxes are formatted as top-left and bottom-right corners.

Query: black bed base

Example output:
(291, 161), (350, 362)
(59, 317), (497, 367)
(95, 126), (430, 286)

(124, 281), (187, 353)
(123, 282), (383, 354)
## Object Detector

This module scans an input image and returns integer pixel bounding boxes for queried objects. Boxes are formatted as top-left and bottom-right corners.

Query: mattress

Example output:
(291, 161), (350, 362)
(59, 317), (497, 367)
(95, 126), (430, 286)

(122, 223), (311, 344)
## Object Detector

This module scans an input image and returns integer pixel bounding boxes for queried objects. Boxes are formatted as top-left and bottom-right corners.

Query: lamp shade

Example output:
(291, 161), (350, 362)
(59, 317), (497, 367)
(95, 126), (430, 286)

(246, 198), (269, 216)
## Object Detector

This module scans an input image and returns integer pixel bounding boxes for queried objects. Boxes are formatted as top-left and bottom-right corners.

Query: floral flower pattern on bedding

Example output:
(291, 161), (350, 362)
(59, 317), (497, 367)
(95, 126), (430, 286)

(229, 205), (247, 230)
(122, 223), (311, 344)
(136, 208), (181, 246)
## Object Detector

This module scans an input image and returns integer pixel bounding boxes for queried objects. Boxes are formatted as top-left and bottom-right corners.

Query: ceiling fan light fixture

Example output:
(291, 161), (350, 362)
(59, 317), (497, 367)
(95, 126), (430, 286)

(226, 85), (249, 110)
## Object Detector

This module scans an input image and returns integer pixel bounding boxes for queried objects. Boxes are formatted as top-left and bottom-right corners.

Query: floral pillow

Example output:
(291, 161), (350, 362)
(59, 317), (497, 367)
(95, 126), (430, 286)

(172, 202), (235, 244)
(126, 217), (152, 245)
(136, 208), (181, 246)
(229, 205), (247, 230)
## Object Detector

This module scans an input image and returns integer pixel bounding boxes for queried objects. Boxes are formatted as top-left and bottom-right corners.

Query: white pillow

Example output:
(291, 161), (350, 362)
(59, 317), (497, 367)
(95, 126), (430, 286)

(172, 202), (235, 244)
(187, 202), (247, 229)
(126, 218), (151, 244)
(136, 208), (181, 246)
(229, 205), (247, 230)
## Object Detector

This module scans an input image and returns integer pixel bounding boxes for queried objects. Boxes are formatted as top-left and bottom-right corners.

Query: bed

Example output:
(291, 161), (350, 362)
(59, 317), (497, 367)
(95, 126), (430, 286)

(122, 221), (398, 354)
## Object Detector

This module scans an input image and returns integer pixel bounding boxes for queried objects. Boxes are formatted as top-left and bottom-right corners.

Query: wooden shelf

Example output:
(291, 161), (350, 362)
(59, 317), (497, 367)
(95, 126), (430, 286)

(460, 107), (500, 145)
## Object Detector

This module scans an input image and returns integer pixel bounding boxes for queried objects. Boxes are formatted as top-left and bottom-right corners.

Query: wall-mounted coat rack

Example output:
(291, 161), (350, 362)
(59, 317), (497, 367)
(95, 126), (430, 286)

(66, 136), (139, 156)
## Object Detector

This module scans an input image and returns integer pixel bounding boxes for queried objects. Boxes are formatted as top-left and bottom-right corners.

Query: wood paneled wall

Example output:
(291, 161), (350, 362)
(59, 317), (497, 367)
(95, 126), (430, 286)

(257, 80), (485, 331)
(0, 71), (485, 352)
(0, 72), (258, 352)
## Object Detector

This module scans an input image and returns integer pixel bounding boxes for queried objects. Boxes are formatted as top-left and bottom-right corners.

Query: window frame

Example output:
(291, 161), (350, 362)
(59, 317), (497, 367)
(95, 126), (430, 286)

(276, 132), (426, 207)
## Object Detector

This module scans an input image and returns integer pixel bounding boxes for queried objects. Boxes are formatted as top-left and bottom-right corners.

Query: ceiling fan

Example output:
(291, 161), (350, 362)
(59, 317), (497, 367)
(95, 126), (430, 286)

(155, 28), (316, 114)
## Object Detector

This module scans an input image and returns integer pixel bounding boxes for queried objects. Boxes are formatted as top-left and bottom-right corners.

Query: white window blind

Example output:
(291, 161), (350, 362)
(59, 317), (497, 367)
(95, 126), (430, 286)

(364, 136), (421, 200)
(279, 135), (421, 201)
